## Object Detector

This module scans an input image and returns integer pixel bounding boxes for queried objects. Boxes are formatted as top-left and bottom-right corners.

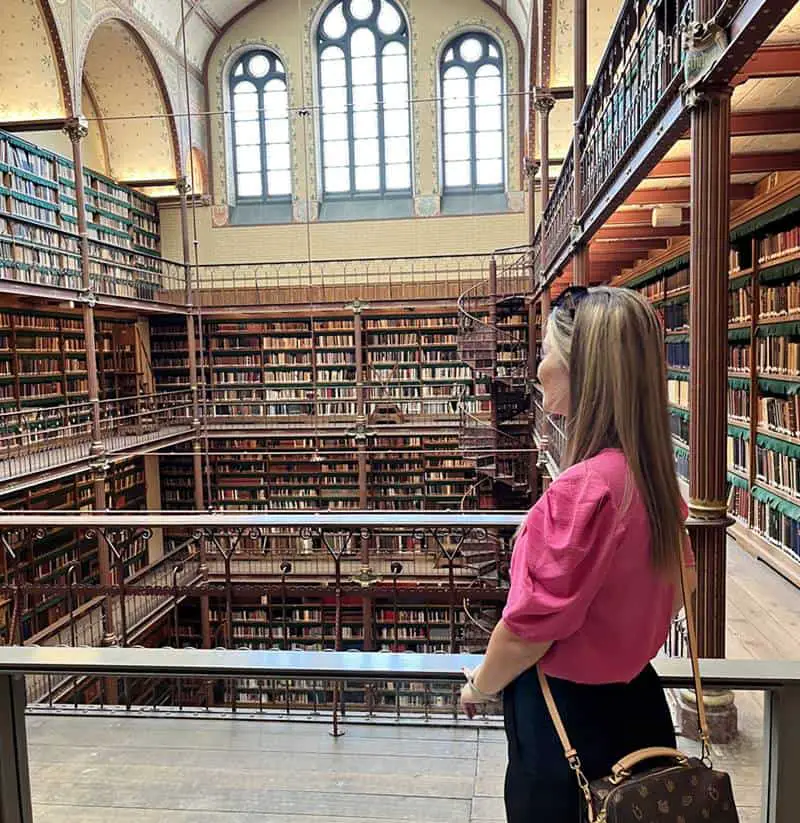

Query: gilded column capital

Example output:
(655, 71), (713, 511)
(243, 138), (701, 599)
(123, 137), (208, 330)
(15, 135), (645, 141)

(524, 157), (540, 178)
(63, 116), (89, 143)
(533, 92), (556, 114)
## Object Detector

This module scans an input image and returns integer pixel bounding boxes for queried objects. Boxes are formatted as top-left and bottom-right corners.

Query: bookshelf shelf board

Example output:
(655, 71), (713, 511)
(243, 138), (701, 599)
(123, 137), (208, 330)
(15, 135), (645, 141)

(757, 314), (800, 327)
(756, 426), (800, 448)
(759, 250), (800, 270)
(754, 479), (800, 508)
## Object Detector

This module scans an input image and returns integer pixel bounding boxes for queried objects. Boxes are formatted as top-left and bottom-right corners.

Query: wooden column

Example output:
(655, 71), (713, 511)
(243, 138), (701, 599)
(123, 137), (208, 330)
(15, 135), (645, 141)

(685, 79), (736, 741)
(571, 0), (589, 287)
(535, 93), (555, 217)
(65, 118), (103, 457)
(177, 176), (211, 654)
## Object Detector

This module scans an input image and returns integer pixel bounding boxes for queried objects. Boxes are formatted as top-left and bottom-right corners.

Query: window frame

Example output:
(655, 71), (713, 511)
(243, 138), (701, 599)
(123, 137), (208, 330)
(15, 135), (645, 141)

(229, 49), (292, 204)
(440, 32), (506, 194)
(317, 0), (413, 200)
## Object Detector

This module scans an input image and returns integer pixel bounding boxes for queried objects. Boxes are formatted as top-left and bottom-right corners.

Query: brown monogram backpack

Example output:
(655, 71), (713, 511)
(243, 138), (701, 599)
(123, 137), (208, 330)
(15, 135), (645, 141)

(538, 542), (739, 823)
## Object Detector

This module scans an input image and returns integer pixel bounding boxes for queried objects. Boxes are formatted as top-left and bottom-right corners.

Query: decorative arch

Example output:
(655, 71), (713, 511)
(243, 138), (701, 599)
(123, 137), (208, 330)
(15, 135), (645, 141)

(0, 0), (73, 121)
(78, 15), (181, 183)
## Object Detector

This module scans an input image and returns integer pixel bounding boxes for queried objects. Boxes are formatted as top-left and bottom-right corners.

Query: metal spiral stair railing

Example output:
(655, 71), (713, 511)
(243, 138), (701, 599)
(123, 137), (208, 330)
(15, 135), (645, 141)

(456, 249), (533, 496)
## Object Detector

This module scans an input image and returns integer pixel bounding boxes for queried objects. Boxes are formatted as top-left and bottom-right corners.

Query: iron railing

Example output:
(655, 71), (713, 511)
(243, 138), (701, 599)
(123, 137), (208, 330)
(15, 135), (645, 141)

(539, 0), (694, 275)
(204, 386), (474, 422)
(580, 0), (694, 211)
(191, 253), (494, 306)
(1, 650), (798, 823)
(0, 390), (195, 484)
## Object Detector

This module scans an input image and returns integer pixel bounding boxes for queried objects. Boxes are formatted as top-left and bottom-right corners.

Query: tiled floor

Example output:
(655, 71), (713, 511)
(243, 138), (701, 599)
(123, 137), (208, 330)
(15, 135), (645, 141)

(25, 535), (797, 822)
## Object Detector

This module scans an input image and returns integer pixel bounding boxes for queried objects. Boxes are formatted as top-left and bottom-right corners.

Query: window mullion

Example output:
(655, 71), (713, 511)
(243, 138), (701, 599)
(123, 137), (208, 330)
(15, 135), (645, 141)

(469, 69), (478, 191)
(231, 78), (240, 201)
(345, 35), (357, 195)
(259, 83), (270, 200)
(376, 34), (386, 194)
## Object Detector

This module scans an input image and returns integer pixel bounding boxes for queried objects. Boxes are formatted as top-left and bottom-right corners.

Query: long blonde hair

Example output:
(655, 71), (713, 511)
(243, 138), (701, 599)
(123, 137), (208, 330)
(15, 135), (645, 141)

(546, 286), (684, 573)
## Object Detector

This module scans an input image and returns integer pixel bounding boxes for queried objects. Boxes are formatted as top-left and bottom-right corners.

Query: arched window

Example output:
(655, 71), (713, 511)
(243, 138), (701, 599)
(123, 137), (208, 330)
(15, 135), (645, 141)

(318, 0), (411, 196)
(440, 33), (504, 191)
(230, 50), (291, 201)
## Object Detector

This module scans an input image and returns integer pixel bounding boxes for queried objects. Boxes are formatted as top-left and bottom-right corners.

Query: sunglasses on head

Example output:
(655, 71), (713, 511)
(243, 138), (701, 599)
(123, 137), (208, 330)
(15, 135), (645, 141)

(552, 285), (589, 317)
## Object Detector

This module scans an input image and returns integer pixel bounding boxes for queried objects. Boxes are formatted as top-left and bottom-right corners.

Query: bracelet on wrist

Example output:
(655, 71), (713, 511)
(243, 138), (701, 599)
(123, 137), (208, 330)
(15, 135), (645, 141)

(466, 672), (498, 701)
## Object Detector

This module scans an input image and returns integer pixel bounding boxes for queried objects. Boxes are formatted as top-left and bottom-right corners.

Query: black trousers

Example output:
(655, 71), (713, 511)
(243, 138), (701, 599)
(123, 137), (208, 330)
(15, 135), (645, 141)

(503, 663), (676, 823)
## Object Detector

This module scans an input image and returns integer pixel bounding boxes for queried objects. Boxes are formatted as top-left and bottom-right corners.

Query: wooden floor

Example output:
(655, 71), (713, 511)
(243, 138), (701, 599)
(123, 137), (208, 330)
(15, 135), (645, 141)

(25, 535), (799, 823)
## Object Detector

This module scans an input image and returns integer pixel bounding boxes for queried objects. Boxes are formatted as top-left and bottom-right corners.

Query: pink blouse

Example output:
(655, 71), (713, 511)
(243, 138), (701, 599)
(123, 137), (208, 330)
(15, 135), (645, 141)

(502, 448), (692, 684)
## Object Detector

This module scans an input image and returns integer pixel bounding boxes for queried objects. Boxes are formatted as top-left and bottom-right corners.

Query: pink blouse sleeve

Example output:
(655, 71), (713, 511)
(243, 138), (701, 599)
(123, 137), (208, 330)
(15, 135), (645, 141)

(502, 466), (620, 644)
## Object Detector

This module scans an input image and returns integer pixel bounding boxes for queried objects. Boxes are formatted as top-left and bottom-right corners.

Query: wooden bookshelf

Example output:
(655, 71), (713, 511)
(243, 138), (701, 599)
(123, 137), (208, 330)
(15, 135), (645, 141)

(0, 458), (148, 641)
(633, 202), (800, 577)
(197, 594), (496, 711)
(153, 303), (529, 514)
(0, 130), (162, 301)
(0, 307), (144, 411)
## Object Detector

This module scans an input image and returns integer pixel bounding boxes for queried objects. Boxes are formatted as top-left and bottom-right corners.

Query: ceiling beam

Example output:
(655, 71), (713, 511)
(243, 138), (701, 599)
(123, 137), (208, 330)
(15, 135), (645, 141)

(734, 44), (800, 83)
(594, 224), (688, 240)
(729, 109), (800, 136)
(624, 183), (755, 206)
(603, 208), (690, 226)
(679, 109), (800, 138)
(590, 243), (668, 259)
(650, 152), (800, 178)
(0, 119), (65, 133)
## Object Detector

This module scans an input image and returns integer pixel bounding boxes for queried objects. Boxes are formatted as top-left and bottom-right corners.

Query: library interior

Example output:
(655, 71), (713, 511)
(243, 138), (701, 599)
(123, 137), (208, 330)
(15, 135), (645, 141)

(1, 0), (800, 821)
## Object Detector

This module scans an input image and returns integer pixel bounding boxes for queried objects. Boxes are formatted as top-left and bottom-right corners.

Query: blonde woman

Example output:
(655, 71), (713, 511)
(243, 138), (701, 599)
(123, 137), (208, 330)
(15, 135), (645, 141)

(460, 286), (696, 821)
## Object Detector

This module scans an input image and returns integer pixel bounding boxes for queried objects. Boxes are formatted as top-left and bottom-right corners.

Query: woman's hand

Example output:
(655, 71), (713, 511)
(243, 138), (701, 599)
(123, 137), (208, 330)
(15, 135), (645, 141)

(460, 667), (498, 718)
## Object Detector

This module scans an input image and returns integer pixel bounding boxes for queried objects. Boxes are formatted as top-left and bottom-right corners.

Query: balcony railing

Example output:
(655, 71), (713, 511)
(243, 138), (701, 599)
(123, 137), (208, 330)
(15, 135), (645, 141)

(1, 648), (798, 823)
(540, 0), (694, 275)
(191, 253), (495, 306)
(579, 0), (693, 211)
(204, 386), (471, 423)
(0, 390), (195, 485)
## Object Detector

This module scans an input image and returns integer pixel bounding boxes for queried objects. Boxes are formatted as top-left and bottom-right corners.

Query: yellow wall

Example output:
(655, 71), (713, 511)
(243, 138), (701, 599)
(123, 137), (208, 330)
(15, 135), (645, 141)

(178, 0), (529, 266)
(160, 202), (527, 264)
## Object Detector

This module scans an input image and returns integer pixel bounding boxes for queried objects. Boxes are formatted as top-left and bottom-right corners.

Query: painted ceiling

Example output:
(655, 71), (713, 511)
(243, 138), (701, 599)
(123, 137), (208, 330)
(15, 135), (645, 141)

(126, 0), (530, 70)
(0, 0), (66, 120)
(83, 19), (176, 182)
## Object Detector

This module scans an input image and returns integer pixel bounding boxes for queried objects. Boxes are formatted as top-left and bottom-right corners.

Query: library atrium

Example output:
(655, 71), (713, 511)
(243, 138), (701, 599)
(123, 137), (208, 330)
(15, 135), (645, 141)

(1, 0), (800, 821)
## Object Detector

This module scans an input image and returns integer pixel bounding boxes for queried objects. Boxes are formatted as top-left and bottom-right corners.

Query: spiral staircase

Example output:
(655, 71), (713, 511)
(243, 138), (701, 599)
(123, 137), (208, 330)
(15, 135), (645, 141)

(455, 247), (534, 600)
(457, 247), (532, 506)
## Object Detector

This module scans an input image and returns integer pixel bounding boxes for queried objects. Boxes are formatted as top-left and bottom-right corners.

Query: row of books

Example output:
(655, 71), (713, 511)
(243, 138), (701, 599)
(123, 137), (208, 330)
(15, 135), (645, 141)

(760, 394), (800, 437)
(727, 433), (749, 473)
(755, 447), (800, 495)
(729, 287), (751, 323)
(759, 225), (800, 264)
(664, 302), (689, 331)
(760, 283), (800, 318)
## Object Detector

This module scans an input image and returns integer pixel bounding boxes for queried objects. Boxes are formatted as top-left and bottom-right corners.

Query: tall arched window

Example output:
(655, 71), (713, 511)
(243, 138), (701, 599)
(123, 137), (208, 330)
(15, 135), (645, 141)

(441, 33), (504, 191)
(230, 50), (291, 201)
(318, 0), (411, 196)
